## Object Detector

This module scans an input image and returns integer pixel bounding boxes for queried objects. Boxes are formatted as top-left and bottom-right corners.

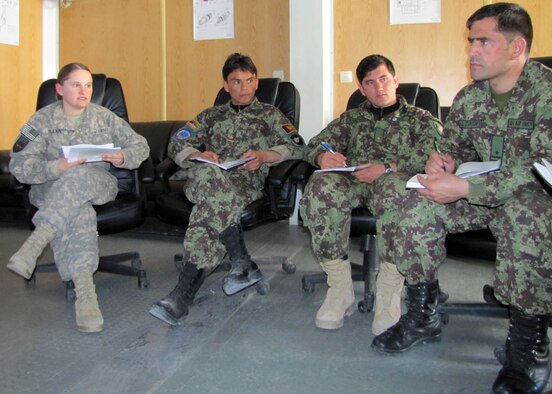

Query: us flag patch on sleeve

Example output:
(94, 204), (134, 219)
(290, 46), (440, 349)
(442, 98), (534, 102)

(13, 124), (39, 152)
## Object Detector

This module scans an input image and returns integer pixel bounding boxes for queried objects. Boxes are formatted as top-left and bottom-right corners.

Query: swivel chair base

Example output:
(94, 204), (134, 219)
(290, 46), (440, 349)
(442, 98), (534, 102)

(25, 251), (149, 300)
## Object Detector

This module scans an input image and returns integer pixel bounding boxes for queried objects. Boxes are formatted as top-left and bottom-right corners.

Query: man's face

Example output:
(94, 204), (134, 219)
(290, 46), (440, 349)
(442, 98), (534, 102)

(358, 64), (399, 108)
(223, 69), (259, 106)
(55, 69), (93, 115)
(468, 17), (518, 83)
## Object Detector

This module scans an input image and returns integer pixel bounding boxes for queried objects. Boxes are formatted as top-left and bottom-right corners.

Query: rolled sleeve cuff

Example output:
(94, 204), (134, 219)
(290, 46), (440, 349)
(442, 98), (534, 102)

(467, 179), (486, 203)
(175, 147), (200, 168)
(267, 145), (291, 166)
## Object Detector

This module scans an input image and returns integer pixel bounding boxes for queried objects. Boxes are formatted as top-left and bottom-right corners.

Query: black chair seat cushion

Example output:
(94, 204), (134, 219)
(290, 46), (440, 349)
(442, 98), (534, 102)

(445, 229), (497, 261)
(350, 207), (377, 237)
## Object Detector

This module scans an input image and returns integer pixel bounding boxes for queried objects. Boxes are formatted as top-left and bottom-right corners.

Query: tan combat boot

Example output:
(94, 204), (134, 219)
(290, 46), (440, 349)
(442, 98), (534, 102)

(315, 258), (355, 330)
(372, 262), (405, 335)
(72, 272), (104, 333)
(8, 224), (55, 279)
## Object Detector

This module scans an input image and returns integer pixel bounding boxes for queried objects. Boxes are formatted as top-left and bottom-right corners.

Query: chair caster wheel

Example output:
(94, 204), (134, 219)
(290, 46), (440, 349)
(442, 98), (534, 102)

(256, 280), (270, 295)
(282, 261), (296, 274)
(302, 278), (315, 293)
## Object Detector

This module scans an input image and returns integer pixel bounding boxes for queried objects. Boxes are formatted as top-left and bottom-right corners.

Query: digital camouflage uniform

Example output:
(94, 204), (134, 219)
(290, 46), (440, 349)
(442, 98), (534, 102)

(395, 60), (552, 315)
(9, 101), (149, 281)
(168, 97), (304, 269)
(300, 95), (442, 265)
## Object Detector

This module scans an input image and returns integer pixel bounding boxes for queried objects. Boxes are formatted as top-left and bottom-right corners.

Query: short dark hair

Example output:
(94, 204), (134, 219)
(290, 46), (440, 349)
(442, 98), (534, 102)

(222, 53), (258, 80)
(57, 63), (91, 84)
(467, 2), (533, 53)
(356, 55), (395, 83)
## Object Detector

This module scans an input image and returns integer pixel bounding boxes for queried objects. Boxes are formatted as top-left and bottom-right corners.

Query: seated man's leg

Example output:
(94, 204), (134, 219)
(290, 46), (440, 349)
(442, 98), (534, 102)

(368, 174), (411, 335)
(150, 166), (264, 325)
(491, 191), (551, 394)
(300, 172), (364, 330)
(8, 165), (117, 279)
(372, 190), (489, 354)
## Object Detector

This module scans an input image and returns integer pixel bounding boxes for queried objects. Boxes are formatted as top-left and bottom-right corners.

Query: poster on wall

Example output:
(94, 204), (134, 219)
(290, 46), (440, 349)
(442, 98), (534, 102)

(390, 0), (441, 25)
(193, 0), (234, 41)
(0, 0), (19, 46)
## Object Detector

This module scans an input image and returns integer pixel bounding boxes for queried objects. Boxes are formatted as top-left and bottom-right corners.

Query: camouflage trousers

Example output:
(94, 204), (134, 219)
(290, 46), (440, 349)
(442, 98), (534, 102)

(182, 165), (264, 269)
(395, 189), (552, 315)
(29, 165), (118, 281)
(300, 171), (410, 264)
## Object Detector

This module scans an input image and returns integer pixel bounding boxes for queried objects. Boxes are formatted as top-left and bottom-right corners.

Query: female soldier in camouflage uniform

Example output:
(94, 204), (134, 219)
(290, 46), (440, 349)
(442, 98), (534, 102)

(8, 63), (150, 333)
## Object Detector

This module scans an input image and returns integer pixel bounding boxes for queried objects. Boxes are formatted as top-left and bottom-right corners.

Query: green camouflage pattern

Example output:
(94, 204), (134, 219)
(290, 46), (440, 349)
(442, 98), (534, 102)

(394, 60), (552, 315)
(300, 96), (442, 263)
(169, 98), (304, 269)
(9, 101), (150, 280)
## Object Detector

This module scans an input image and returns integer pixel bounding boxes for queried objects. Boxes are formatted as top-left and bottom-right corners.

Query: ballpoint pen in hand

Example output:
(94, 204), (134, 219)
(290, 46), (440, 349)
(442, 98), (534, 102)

(434, 140), (447, 171)
(321, 142), (335, 154)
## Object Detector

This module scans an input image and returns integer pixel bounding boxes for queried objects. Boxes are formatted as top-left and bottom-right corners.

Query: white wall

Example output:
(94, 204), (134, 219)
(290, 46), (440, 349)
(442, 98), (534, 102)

(42, 0), (59, 81)
(290, 0), (333, 143)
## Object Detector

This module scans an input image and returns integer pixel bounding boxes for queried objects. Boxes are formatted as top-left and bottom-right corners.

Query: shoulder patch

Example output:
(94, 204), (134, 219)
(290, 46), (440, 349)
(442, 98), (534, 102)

(282, 123), (297, 133)
(12, 124), (39, 152)
(187, 119), (201, 130)
(287, 132), (305, 147)
(175, 127), (194, 140)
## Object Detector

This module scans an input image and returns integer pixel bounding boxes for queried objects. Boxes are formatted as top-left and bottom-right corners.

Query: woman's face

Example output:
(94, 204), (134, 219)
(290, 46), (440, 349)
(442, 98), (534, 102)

(55, 69), (93, 115)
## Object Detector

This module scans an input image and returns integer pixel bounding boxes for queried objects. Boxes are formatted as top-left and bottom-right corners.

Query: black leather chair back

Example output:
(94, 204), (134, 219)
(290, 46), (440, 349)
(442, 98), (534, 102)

(532, 56), (552, 68)
(36, 74), (129, 122)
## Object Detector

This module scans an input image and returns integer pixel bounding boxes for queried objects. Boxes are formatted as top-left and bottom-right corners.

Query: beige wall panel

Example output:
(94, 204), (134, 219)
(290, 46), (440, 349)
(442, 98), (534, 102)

(0, 0), (42, 149)
(165, 0), (289, 120)
(334, 0), (552, 117)
(59, 0), (162, 122)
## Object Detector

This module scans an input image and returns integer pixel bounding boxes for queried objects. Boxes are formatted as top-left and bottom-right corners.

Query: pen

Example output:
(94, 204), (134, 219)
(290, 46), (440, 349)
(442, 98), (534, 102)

(434, 140), (446, 171)
(321, 142), (335, 154)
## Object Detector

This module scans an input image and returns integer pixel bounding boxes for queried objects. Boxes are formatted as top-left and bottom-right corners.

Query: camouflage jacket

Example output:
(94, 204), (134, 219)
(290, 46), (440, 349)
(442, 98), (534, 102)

(9, 101), (150, 185)
(168, 97), (304, 180)
(442, 60), (552, 207)
(304, 95), (442, 175)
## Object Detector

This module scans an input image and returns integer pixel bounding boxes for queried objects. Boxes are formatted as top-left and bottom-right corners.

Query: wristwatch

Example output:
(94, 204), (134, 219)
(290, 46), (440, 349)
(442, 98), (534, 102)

(384, 163), (394, 174)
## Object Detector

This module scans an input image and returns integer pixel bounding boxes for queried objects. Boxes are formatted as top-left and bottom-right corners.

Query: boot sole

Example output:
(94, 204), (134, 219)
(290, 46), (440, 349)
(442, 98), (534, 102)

(149, 304), (181, 326)
(7, 261), (33, 280)
(77, 324), (103, 333)
(371, 333), (441, 355)
(315, 304), (355, 330)
(222, 271), (263, 296)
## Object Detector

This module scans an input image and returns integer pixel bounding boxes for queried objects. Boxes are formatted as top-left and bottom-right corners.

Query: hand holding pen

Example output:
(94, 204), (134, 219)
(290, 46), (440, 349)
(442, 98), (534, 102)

(319, 142), (348, 169)
(426, 141), (455, 174)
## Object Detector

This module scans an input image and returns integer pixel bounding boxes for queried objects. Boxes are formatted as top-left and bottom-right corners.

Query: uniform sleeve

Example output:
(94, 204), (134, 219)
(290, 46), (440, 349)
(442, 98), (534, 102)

(264, 107), (305, 164)
(303, 115), (349, 167)
(167, 112), (209, 168)
(395, 110), (443, 175)
(9, 119), (61, 185)
(111, 115), (150, 169)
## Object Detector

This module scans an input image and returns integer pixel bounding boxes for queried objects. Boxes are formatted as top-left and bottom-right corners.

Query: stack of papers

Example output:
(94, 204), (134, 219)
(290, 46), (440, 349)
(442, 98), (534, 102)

(406, 160), (502, 189)
(534, 158), (552, 187)
(62, 143), (121, 163)
(191, 156), (254, 170)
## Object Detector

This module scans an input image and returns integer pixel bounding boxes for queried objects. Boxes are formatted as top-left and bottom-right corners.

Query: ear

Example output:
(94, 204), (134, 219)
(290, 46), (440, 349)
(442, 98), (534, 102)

(55, 82), (63, 97)
(223, 80), (230, 93)
(511, 36), (527, 58)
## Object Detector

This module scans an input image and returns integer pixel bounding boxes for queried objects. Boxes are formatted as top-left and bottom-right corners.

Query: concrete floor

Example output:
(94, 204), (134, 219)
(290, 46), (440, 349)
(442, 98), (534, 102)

(0, 209), (549, 394)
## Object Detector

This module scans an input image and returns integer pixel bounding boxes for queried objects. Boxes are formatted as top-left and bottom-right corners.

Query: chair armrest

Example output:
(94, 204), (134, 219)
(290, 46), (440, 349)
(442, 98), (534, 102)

(156, 157), (179, 180)
(266, 159), (302, 188)
(291, 160), (317, 187)
(138, 157), (155, 184)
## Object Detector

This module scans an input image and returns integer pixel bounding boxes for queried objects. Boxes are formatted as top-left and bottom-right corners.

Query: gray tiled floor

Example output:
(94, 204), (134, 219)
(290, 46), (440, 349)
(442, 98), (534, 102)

(0, 210), (549, 394)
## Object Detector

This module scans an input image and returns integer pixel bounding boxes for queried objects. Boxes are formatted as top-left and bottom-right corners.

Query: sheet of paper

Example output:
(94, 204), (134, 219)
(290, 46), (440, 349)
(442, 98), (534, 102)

(191, 156), (254, 170)
(62, 144), (120, 163)
(314, 164), (369, 173)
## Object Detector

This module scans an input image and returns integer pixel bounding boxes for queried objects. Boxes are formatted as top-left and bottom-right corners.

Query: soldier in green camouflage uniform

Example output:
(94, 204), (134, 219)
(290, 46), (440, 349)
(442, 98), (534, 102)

(300, 55), (442, 331)
(149, 53), (304, 326)
(8, 63), (150, 333)
(371, 4), (551, 394)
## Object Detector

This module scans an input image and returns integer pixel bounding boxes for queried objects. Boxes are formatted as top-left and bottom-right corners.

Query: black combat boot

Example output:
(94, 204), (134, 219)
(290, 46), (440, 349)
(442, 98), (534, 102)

(149, 262), (206, 326)
(371, 280), (442, 354)
(492, 307), (550, 394)
(219, 223), (262, 296)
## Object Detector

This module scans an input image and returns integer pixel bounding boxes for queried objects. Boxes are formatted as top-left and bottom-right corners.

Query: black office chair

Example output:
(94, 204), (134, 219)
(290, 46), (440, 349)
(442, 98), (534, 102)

(153, 79), (303, 276)
(301, 83), (441, 313)
(18, 74), (152, 298)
